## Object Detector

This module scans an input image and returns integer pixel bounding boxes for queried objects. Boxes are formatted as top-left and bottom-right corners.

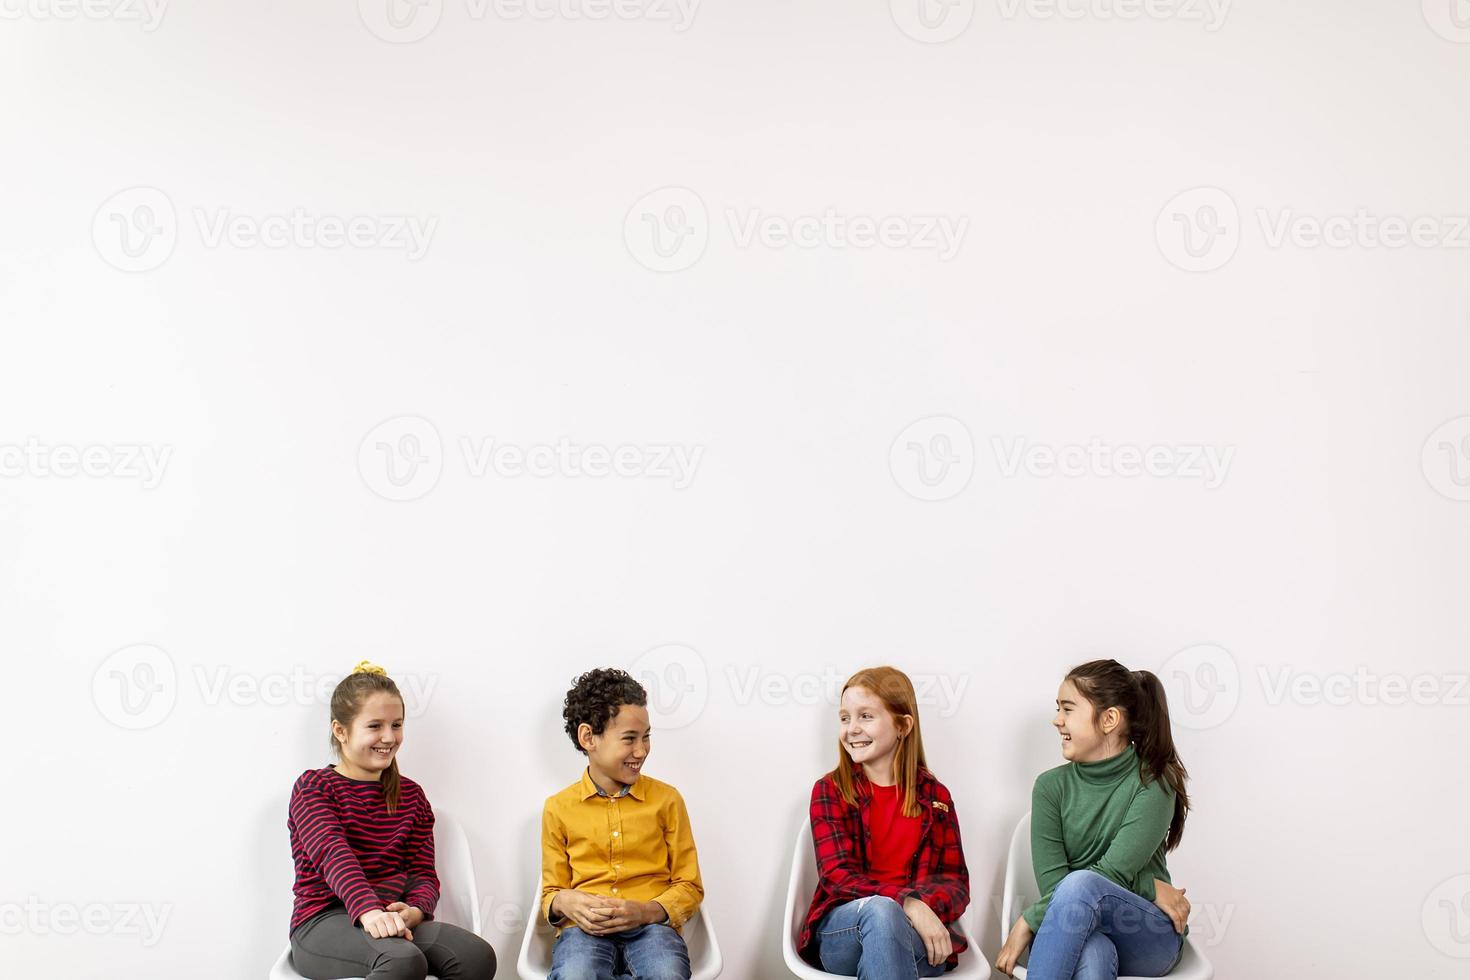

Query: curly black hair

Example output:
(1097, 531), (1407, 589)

(562, 668), (649, 754)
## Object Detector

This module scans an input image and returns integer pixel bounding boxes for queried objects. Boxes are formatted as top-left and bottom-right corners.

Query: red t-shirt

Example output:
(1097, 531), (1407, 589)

(866, 783), (922, 888)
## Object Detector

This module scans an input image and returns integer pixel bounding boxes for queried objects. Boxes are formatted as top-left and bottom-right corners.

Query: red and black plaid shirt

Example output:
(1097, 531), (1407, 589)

(799, 767), (970, 968)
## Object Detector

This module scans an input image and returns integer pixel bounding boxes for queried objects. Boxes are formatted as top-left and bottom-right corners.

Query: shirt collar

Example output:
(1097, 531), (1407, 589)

(579, 767), (645, 801)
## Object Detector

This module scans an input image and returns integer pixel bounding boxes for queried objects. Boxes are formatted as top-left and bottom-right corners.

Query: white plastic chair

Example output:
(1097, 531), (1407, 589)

(1000, 812), (1214, 979)
(515, 880), (722, 979)
(268, 810), (484, 980)
(782, 819), (991, 979)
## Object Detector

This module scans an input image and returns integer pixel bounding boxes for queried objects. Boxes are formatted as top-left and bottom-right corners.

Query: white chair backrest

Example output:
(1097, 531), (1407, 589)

(1001, 811), (1037, 931)
(785, 821), (819, 949)
(431, 811), (481, 935)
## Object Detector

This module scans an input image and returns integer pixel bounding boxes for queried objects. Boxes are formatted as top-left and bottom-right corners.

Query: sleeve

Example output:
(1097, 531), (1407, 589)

(539, 799), (574, 925)
(808, 778), (907, 905)
(650, 790), (704, 929)
(1022, 775), (1069, 932)
(289, 778), (384, 925)
(906, 790), (970, 922)
(1085, 779), (1174, 899)
(401, 797), (441, 917)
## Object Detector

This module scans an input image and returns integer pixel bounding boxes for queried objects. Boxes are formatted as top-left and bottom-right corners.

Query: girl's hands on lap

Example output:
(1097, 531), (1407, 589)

(360, 908), (412, 941)
(385, 902), (424, 931)
(1152, 879), (1190, 935)
(995, 915), (1033, 977)
(902, 896), (952, 967)
(551, 890), (621, 935)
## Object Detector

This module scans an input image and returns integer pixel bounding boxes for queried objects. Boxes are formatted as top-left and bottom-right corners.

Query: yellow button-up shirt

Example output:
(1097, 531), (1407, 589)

(540, 769), (704, 933)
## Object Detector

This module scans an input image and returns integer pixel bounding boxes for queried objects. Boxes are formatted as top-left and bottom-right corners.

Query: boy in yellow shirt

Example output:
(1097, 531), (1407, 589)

(541, 668), (704, 980)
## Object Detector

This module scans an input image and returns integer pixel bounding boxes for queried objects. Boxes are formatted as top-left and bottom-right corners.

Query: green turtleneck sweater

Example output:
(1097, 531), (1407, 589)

(1021, 744), (1178, 932)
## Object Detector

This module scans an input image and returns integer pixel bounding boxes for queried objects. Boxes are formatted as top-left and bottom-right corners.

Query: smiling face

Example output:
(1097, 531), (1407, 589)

(332, 691), (405, 780)
(579, 703), (651, 791)
(1054, 678), (1125, 763)
(839, 685), (912, 785)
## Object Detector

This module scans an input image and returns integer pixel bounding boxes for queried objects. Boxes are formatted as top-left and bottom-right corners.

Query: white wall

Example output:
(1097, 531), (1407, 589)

(4, 2), (1470, 977)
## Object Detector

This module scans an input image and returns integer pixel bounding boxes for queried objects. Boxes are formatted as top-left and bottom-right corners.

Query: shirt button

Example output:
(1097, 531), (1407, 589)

(612, 888), (619, 894)
(613, 831), (620, 837)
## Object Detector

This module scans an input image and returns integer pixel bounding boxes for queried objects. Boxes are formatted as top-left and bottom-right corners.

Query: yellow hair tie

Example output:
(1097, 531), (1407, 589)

(352, 660), (387, 676)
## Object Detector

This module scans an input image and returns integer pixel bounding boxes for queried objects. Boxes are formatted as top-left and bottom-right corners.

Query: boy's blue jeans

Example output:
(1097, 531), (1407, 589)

(814, 896), (950, 979)
(548, 923), (691, 980)
(1026, 871), (1184, 980)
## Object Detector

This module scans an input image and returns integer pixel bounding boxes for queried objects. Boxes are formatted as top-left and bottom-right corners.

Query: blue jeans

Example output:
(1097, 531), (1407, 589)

(547, 923), (690, 980)
(1026, 871), (1184, 980)
(815, 896), (950, 979)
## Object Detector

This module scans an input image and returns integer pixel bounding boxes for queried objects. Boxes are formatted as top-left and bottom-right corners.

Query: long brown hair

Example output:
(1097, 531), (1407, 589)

(1066, 659), (1190, 851)
(832, 667), (927, 818)
(329, 661), (405, 814)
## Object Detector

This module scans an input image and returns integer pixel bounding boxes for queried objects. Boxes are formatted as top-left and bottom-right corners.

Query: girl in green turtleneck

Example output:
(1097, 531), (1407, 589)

(996, 659), (1194, 980)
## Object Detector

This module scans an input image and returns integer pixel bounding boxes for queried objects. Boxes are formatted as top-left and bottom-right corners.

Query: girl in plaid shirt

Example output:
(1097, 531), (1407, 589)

(799, 667), (971, 978)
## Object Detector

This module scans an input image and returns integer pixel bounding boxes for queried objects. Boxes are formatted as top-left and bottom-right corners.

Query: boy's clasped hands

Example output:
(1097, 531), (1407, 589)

(551, 889), (667, 936)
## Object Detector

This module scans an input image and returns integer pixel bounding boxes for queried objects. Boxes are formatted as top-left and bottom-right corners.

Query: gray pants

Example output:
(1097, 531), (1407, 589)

(290, 910), (497, 980)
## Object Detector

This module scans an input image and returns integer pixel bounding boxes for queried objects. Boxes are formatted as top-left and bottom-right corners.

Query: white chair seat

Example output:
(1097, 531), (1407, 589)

(515, 882), (722, 980)
(782, 819), (991, 979)
(1000, 811), (1214, 979)
(268, 810), (483, 980)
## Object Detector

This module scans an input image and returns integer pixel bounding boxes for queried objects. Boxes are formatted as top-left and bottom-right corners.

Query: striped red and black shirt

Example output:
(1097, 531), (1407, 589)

(799, 767), (971, 968)
(287, 766), (440, 934)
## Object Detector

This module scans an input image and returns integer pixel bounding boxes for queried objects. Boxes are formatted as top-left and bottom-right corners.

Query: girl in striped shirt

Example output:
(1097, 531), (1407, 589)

(287, 662), (497, 980)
